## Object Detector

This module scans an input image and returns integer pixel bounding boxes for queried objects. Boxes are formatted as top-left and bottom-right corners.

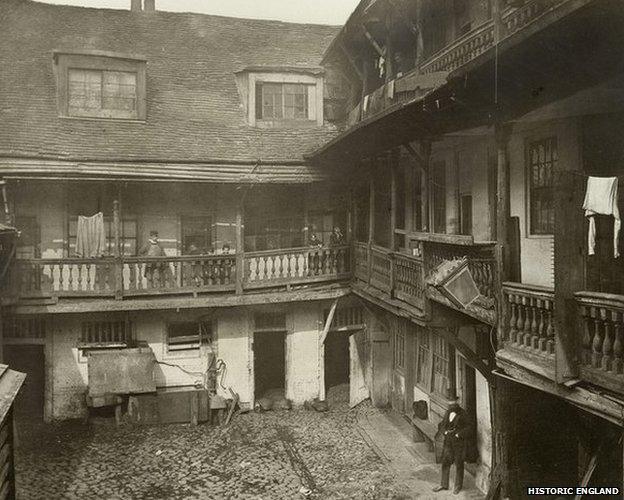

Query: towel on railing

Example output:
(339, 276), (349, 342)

(76, 212), (107, 258)
(582, 176), (620, 258)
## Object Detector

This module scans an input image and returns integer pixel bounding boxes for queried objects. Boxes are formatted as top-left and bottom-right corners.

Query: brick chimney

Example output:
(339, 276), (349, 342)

(130, 0), (142, 11)
(143, 0), (156, 12)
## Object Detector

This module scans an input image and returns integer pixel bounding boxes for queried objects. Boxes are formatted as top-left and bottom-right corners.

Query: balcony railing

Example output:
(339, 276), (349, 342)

(353, 237), (497, 315)
(501, 282), (555, 358)
(353, 243), (426, 311)
(419, 0), (568, 74)
(243, 245), (350, 289)
(424, 242), (498, 301)
(8, 245), (351, 301)
(577, 291), (624, 394)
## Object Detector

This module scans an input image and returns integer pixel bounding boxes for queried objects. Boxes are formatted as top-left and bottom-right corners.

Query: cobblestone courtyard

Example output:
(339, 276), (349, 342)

(15, 388), (413, 500)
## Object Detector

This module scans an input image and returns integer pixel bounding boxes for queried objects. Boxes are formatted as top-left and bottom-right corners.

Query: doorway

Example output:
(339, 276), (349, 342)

(253, 331), (285, 399)
(458, 358), (478, 464)
(4, 344), (45, 421)
(324, 330), (349, 393)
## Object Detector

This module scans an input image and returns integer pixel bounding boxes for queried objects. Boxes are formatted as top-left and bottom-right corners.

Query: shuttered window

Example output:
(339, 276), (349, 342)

(79, 320), (133, 348)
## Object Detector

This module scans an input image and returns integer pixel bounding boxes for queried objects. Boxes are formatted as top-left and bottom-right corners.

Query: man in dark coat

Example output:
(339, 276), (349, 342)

(433, 399), (470, 494)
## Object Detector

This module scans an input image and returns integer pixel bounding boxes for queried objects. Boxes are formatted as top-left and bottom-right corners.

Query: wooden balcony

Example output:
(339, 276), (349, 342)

(6, 245), (351, 303)
(498, 282), (556, 380)
(419, 0), (568, 74)
(353, 242), (427, 312)
(352, 238), (498, 323)
(577, 291), (624, 395)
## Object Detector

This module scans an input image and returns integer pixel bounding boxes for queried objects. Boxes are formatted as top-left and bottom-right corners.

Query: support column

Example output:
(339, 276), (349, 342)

(368, 170), (375, 284)
(235, 203), (244, 294)
(421, 141), (431, 233)
(390, 157), (397, 251)
(113, 199), (123, 300)
(404, 154), (413, 249)
(495, 124), (511, 281)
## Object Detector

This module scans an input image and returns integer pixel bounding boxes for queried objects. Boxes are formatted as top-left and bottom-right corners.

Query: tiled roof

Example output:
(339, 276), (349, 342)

(0, 0), (340, 164)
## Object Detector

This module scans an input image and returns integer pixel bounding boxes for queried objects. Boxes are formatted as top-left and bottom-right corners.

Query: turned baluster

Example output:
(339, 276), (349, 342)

(57, 263), (64, 291)
(85, 263), (92, 291)
(591, 307), (604, 369)
(537, 301), (546, 351)
(147, 262), (155, 289)
(612, 311), (623, 375)
(77, 264), (84, 292)
(601, 309), (614, 372)
(68, 264), (74, 291)
(530, 298), (539, 349)
(581, 305), (593, 365)
(518, 295), (529, 345)
(276, 254), (283, 279)
(508, 293), (517, 343)
(545, 305), (555, 355)
(103, 263), (110, 291)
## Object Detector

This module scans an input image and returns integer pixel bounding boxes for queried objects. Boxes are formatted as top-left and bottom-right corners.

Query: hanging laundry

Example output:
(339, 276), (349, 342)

(76, 212), (107, 258)
(582, 176), (620, 258)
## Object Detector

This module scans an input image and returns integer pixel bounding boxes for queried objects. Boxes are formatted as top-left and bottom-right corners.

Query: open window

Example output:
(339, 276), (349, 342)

(167, 321), (213, 353)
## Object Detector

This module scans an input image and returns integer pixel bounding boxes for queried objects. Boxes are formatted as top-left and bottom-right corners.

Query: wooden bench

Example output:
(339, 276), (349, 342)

(408, 414), (438, 452)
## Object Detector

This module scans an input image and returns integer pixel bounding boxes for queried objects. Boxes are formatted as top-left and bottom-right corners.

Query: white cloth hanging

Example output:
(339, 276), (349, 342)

(582, 176), (620, 258)
(76, 212), (107, 258)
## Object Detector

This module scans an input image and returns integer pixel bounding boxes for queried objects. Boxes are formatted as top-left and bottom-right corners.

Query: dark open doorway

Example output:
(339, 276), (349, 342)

(324, 330), (349, 393)
(253, 331), (285, 399)
(4, 344), (45, 421)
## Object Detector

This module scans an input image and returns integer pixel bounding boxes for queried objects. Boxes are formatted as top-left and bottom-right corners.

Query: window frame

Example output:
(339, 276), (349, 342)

(415, 328), (432, 391)
(55, 52), (147, 121)
(526, 136), (557, 237)
(78, 319), (133, 349)
(181, 215), (213, 255)
(393, 320), (406, 372)
(247, 72), (323, 127)
(166, 321), (213, 353)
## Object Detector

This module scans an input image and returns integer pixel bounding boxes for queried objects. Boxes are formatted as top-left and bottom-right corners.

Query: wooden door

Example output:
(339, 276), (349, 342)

(349, 330), (369, 408)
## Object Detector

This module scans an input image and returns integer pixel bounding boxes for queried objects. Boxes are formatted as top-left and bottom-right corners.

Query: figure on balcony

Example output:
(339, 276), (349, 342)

(329, 226), (345, 246)
(432, 399), (470, 495)
(139, 230), (171, 286)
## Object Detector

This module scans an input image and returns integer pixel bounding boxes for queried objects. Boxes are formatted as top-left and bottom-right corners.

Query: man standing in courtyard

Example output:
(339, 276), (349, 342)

(433, 398), (470, 495)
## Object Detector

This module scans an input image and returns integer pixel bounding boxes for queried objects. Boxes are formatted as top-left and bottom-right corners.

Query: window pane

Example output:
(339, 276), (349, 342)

(68, 69), (102, 113)
(283, 84), (308, 119)
(262, 83), (283, 119)
(102, 71), (137, 111)
(182, 216), (212, 254)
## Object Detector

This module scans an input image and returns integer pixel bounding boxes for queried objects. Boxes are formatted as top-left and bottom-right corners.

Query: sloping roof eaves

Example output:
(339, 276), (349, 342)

(0, 158), (328, 183)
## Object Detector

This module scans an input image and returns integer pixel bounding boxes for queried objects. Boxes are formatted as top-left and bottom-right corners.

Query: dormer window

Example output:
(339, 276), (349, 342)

(238, 66), (324, 128)
(256, 83), (311, 121)
(55, 51), (147, 121)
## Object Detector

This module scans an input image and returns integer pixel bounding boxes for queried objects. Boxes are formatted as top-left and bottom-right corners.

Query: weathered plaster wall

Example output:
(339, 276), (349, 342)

(509, 118), (580, 288)
(45, 301), (329, 420)
(475, 371), (492, 494)
(287, 302), (321, 405)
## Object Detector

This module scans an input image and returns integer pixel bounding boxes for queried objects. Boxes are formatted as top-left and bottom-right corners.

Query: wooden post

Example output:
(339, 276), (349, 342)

(0, 181), (11, 226)
(421, 141), (431, 233)
(235, 203), (244, 295)
(495, 124), (510, 281)
(368, 167), (375, 284)
(554, 169), (585, 382)
(404, 153), (413, 249)
(390, 157), (397, 251)
(113, 200), (123, 300)
(448, 342), (457, 400)
(304, 185), (310, 245)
